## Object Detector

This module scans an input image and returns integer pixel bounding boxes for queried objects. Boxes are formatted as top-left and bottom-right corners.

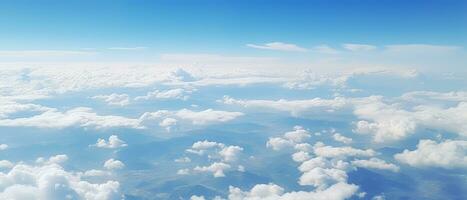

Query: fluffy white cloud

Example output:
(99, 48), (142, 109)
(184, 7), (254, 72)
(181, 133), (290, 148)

(267, 126), (311, 151)
(92, 93), (130, 106)
(0, 144), (8, 150)
(0, 107), (142, 129)
(292, 151), (311, 163)
(194, 162), (231, 178)
(177, 168), (190, 175)
(93, 135), (127, 149)
(313, 142), (376, 158)
(0, 160), (13, 169)
(333, 133), (352, 144)
(222, 96), (348, 116)
(184, 140), (245, 177)
(174, 157), (191, 163)
(351, 158), (399, 172)
(134, 88), (192, 101)
(284, 126), (311, 143)
(190, 195), (206, 200)
(174, 109), (243, 125)
(36, 154), (69, 165)
(219, 146), (244, 162)
(246, 42), (308, 52)
(267, 137), (295, 151)
(0, 159), (121, 200)
(394, 139), (467, 169)
(353, 97), (467, 142)
(103, 159), (125, 170)
(140, 109), (243, 130)
(228, 182), (358, 200)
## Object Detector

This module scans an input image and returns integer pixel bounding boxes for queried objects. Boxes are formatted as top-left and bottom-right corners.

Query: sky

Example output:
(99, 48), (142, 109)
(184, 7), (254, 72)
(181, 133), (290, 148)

(0, 1), (466, 200)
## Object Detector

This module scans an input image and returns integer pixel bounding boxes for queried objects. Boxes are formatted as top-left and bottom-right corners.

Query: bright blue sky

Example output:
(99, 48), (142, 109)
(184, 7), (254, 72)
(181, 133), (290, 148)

(1, 0), (465, 52)
(0, 1), (467, 200)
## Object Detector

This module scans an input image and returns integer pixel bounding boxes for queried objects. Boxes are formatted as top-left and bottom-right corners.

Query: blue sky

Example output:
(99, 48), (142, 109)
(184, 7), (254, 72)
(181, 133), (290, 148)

(1, 0), (466, 51)
(0, 1), (466, 200)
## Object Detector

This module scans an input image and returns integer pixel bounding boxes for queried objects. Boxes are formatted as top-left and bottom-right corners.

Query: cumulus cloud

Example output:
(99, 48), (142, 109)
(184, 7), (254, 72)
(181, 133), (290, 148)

(353, 97), (467, 142)
(267, 126), (311, 151)
(222, 96), (348, 116)
(183, 140), (245, 177)
(174, 109), (243, 125)
(0, 158), (121, 200)
(103, 159), (125, 170)
(92, 93), (130, 106)
(0, 160), (14, 169)
(351, 158), (400, 172)
(0, 107), (142, 129)
(228, 182), (358, 200)
(92, 135), (127, 149)
(140, 109), (243, 131)
(394, 139), (467, 169)
(134, 88), (193, 101)
(194, 162), (231, 178)
(246, 42), (308, 52)
(312, 142), (376, 158)
(333, 133), (352, 144)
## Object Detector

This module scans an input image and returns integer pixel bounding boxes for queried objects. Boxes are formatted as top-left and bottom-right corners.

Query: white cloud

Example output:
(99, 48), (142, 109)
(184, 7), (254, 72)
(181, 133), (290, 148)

(333, 133), (352, 144)
(222, 96), (348, 117)
(184, 141), (245, 177)
(0, 144), (8, 150)
(228, 182), (358, 200)
(342, 44), (377, 51)
(353, 97), (467, 142)
(36, 154), (69, 165)
(267, 126), (311, 151)
(190, 195), (206, 200)
(219, 146), (244, 162)
(174, 157), (191, 163)
(135, 88), (192, 101)
(312, 45), (340, 54)
(103, 159), (125, 170)
(284, 126), (311, 143)
(313, 142), (376, 158)
(246, 42), (308, 52)
(174, 109), (243, 125)
(394, 139), (467, 169)
(267, 137), (295, 151)
(0, 160), (121, 200)
(177, 168), (190, 175)
(81, 169), (111, 177)
(351, 158), (400, 172)
(93, 135), (127, 149)
(194, 162), (231, 177)
(92, 93), (130, 106)
(0, 107), (142, 129)
(0, 160), (13, 169)
(292, 151), (311, 163)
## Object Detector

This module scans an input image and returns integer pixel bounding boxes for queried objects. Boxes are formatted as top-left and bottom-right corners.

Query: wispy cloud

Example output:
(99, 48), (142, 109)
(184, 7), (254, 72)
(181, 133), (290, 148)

(312, 45), (340, 54)
(342, 43), (377, 51)
(246, 42), (308, 52)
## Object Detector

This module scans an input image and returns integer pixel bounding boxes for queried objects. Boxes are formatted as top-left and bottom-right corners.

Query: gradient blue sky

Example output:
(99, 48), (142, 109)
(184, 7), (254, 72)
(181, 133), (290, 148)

(0, 1), (467, 200)
(1, 0), (465, 52)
